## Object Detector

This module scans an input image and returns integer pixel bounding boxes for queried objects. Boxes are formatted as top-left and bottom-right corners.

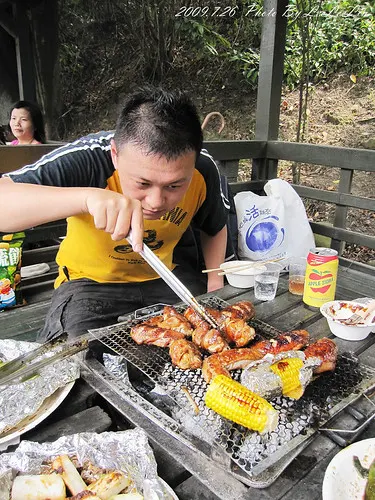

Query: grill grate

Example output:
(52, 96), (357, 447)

(89, 297), (375, 477)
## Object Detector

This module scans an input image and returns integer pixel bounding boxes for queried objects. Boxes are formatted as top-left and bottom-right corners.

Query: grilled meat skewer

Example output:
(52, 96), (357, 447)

(184, 306), (229, 353)
(205, 306), (255, 347)
(304, 337), (338, 373)
(202, 330), (310, 383)
(130, 324), (185, 347)
(169, 339), (203, 370)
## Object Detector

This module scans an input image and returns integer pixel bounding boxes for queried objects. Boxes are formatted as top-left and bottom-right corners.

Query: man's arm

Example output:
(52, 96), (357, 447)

(200, 225), (227, 292)
(0, 178), (144, 249)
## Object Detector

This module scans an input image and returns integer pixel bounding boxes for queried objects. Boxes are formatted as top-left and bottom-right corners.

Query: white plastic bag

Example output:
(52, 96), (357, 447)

(234, 178), (315, 262)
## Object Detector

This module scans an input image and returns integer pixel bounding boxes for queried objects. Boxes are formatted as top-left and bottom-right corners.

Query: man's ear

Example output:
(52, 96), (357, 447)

(110, 139), (118, 169)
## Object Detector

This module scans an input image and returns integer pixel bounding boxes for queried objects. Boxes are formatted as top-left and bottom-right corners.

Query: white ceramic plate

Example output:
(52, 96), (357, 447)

(160, 478), (179, 499)
(322, 438), (375, 500)
(0, 381), (75, 450)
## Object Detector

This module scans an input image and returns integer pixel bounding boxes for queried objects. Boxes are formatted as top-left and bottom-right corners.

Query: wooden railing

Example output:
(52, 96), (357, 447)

(205, 140), (375, 256)
(1, 141), (375, 258)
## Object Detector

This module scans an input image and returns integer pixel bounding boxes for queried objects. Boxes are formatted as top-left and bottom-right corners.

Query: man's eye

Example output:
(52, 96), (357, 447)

(137, 182), (150, 187)
(168, 185), (181, 190)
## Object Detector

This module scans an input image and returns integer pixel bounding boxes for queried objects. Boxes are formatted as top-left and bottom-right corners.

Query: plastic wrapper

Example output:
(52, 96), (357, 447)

(240, 351), (321, 400)
(0, 339), (79, 434)
(0, 232), (25, 310)
(0, 428), (168, 500)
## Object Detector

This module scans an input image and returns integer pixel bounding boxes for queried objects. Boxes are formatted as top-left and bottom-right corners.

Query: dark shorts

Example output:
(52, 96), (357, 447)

(37, 267), (207, 342)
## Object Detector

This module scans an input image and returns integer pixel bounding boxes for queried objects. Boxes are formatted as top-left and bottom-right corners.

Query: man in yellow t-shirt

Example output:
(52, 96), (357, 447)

(0, 87), (229, 340)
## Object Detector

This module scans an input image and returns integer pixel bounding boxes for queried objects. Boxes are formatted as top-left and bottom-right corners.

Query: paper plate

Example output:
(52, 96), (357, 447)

(0, 381), (75, 451)
(160, 478), (179, 499)
(322, 438), (375, 500)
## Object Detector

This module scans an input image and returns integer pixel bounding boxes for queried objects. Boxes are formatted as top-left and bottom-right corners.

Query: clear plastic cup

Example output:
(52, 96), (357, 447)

(288, 257), (307, 296)
(254, 262), (283, 301)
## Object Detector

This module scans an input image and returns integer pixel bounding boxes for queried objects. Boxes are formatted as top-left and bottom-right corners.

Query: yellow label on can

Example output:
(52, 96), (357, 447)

(303, 251), (338, 307)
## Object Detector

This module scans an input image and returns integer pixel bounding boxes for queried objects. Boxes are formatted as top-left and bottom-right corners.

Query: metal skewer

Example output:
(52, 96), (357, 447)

(127, 233), (219, 330)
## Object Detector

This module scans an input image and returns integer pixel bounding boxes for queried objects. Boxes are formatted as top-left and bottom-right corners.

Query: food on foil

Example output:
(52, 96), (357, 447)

(11, 474), (66, 500)
(183, 306), (229, 353)
(205, 374), (279, 433)
(202, 329), (310, 383)
(240, 338), (337, 400)
(169, 339), (202, 370)
(240, 352), (313, 400)
(11, 454), (141, 500)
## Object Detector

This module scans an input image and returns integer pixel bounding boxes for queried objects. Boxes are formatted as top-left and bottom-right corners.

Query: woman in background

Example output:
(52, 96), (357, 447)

(9, 100), (46, 145)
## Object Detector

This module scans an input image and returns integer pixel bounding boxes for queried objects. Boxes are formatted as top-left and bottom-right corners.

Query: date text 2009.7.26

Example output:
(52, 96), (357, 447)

(175, 5), (239, 18)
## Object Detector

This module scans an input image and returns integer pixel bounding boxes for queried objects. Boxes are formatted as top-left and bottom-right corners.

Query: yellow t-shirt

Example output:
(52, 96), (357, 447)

(55, 169), (207, 285)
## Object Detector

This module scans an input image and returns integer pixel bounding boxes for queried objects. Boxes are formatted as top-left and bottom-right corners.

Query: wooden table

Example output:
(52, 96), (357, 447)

(80, 260), (375, 500)
(1, 259), (374, 499)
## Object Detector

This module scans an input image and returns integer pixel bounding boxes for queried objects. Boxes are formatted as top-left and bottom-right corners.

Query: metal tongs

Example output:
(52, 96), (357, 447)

(127, 233), (219, 330)
(0, 333), (89, 387)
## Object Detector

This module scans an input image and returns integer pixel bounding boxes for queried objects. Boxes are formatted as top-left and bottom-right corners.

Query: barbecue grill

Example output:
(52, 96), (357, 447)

(86, 296), (375, 488)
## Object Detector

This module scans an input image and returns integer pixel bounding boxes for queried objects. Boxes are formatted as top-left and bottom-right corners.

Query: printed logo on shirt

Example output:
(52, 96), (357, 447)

(113, 229), (164, 255)
(161, 206), (187, 226)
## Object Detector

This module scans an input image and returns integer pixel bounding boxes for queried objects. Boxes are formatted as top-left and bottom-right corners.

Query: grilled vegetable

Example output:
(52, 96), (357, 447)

(365, 458), (375, 500)
(52, 454), (87, 495)
(87, 471), (131, 499)
(71, 492), (101, 500)
(353, 456), (375, 500)
(270, 357), (304, 399)
(11, 474), (66, 500)
(205, 374), (279, 433)
(108, 494), (144, 499)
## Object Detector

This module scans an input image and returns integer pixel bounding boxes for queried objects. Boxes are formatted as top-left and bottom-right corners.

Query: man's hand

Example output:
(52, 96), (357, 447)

(84, 189), (144, 252)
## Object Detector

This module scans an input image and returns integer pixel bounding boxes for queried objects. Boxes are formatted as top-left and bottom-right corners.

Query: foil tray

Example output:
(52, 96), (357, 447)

(89, 297), (375, 487)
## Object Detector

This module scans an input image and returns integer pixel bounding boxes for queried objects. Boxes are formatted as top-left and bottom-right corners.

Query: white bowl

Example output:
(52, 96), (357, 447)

(220, 260), (266, 288)
(322, 438), (375, 500)
(320, 300), (375, 341)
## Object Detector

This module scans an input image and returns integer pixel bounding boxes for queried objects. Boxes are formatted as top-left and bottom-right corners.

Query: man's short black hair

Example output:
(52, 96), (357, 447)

(113, 86), (203, 159)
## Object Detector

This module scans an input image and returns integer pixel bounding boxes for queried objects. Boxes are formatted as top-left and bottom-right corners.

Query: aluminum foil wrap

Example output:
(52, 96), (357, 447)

(240, 351), (320, 400)
(0, 428), (169, 500)
(0, 339), (79, 434)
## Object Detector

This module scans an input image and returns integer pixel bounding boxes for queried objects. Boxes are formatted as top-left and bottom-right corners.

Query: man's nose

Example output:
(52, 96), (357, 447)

(147, 188), (164, 209)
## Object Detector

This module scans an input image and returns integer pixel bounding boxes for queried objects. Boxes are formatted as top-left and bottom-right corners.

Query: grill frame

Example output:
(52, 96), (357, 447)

(88, 297), (375, 485)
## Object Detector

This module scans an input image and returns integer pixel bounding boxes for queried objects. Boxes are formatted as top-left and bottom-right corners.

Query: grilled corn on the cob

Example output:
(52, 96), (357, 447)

(270, 357), (304, 399)
(205, 375), (279, 433)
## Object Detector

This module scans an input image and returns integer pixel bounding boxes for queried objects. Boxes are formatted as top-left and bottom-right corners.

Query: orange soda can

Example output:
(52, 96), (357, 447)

(303, 247), (338, 308)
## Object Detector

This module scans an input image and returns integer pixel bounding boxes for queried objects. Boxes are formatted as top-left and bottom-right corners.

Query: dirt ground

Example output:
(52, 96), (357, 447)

(221, 73), (375, 265)
(278, 74), (375, 264)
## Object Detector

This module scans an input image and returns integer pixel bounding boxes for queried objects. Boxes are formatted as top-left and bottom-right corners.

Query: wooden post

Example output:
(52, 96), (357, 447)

(13, 3), (36, 101)
(332, 168), (353, 254)
(252, 0), (289, 182)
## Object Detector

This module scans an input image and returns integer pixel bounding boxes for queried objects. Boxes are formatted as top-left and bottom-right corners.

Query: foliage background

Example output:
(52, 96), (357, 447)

(57, 0), (374, 138)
